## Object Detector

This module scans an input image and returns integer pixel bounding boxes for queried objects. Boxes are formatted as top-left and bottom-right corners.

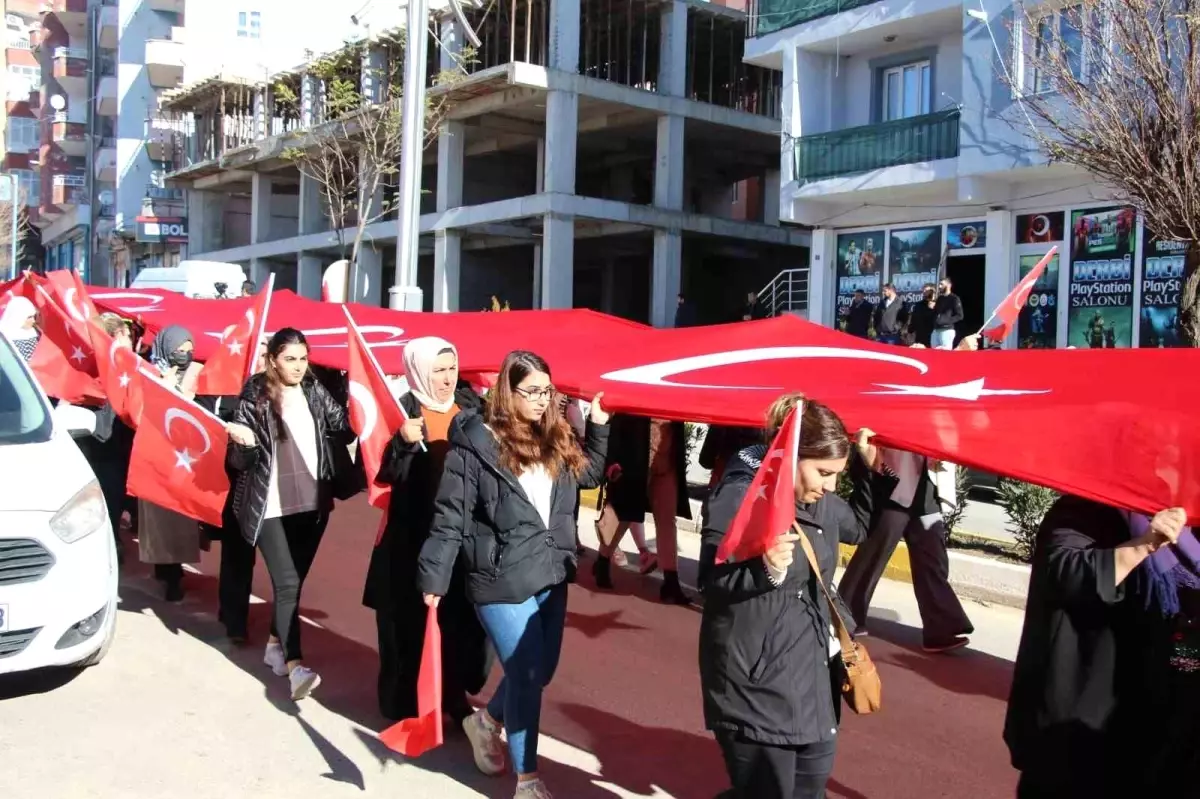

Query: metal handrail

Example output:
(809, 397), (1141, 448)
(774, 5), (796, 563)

(757, 268), (810, 316)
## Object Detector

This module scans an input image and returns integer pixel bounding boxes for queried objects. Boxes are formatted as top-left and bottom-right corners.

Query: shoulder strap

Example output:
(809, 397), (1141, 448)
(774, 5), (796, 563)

(793, 522), (856, 652)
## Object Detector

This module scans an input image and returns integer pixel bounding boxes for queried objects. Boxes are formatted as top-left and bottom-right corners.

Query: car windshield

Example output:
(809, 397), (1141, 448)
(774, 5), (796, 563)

(0, 333), (52, 445)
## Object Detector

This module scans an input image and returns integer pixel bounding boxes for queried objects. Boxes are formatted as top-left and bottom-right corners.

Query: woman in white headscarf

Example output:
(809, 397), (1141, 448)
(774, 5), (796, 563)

(363, 336), (493, 725)
(0, 295), (39, 362)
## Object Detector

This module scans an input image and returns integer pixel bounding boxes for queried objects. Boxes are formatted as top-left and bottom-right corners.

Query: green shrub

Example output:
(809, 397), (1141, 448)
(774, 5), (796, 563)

(998, 478), (1059, 563)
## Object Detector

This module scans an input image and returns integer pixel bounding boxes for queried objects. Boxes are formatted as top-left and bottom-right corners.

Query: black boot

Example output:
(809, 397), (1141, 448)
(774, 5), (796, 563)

(156, 564), (185, 602)
(660, 570), (690, 605)
(592, 555), (614, 590)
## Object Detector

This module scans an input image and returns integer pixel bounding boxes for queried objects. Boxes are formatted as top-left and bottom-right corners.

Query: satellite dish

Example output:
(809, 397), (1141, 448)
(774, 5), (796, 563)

(98, 189), (114, 204)
(49, 94), (65, 111)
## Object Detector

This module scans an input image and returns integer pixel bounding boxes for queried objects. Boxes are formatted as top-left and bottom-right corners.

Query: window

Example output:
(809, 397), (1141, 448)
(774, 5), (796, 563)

(1023, 4), (1101, 94)
(6, 27), (30, 50)
(6, 64), (40, 101)
(12, 169), (39, 206)
(237, 10), (261, 39)
(882, 60), (931, 121)
(5, 118), (38, 152)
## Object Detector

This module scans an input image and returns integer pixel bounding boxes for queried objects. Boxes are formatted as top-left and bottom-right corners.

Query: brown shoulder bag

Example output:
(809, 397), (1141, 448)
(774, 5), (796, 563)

(794, 522), (882, 715)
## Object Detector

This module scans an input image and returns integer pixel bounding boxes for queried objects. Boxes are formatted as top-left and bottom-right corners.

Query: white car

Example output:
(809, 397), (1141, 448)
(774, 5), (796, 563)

(0, 334), (119, 675)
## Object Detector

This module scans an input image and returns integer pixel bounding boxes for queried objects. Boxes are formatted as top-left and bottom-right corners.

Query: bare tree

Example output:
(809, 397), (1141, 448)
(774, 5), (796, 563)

(0, 184), (31, 277)
(274, 29), (474, 296)
(1007, 0), (1200, 345)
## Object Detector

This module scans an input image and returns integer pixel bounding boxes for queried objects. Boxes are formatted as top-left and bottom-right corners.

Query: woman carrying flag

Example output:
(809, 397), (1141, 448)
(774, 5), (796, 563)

(698, 393), (890, 799)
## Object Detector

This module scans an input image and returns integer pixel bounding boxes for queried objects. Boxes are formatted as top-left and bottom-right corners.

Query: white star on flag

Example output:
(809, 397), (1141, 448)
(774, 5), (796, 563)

(755, 484), (768, 501)
(70, 346), (87, 364)
(227, 340), (243, 356)
(174, 448), (198, 472)
(118, 372), (131, 388)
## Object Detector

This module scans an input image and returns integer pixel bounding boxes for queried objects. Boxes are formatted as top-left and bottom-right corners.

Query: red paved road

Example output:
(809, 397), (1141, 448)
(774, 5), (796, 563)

(184, 496), (1018, 798)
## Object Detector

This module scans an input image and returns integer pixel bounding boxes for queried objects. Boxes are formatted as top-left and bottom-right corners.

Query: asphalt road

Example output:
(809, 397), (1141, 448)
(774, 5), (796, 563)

(0, 497), (1023, 798)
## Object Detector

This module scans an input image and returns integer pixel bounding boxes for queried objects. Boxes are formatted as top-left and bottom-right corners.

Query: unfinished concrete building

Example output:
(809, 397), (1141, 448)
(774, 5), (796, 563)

(158, 0), (807, 325)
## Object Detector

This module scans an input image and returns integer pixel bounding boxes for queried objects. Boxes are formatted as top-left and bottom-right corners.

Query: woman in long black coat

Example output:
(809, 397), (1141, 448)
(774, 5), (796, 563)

(363, 337), (492, 722)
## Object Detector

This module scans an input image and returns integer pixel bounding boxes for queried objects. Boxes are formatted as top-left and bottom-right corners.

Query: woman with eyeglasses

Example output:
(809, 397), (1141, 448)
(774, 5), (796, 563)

(418, 350), (610, 799)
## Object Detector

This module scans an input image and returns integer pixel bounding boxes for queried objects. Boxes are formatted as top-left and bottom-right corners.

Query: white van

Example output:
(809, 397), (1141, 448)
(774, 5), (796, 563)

(131, 260), (248, 299)
(0, 334), (119, 674)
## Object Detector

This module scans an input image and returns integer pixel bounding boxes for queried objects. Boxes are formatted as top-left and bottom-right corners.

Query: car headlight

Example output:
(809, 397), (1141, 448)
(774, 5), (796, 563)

(49, 480), (108, 544)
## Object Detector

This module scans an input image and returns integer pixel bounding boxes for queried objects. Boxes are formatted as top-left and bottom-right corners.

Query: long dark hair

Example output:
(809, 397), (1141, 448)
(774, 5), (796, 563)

(260, 327), (310, 440)
(765, 392), (850, 461)
(484, 350), (586, 478)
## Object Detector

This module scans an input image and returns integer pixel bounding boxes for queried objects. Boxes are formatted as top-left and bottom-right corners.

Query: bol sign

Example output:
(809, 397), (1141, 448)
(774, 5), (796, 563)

(136, 216), (189, 243)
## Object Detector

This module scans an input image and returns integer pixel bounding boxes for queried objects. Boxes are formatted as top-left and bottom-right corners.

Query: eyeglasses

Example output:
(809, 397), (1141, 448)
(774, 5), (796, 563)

(514, 385), (556, 402)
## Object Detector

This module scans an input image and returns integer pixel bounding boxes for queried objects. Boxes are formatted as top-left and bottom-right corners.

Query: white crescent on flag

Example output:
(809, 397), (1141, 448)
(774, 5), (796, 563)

(348, 380), (379, 442)
(164, 408), (213, 472)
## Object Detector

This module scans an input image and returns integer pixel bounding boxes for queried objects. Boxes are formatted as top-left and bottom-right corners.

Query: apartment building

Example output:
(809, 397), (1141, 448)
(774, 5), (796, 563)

(3, 1), (45, 273)
(156, 0), (806, 325)
(745, 0), (1170, 349)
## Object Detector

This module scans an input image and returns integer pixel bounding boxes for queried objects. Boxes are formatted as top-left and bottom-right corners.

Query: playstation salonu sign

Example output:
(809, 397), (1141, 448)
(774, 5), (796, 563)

(135, 216), (189, 244)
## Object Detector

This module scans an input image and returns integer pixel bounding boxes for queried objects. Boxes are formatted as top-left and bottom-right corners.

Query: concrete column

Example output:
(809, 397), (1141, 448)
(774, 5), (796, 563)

(298, 172), (323, 236)
(544, 91), (578, 194)
(548, 0), (580, 72)
(437, 120), (465, 211)
(532, 244), (543, 307)
(540, 214), (574, 308)
(185, 189), (225, 255)
(535, 138), (546, 193)
(782, 49), (833, 184)
(433, 231), (461, 312)
(361, 44), (388, 104)
(764, 169), (781, 226)
(439, 15), (463, 73)
(807, 228), (836, 327)
(300, 73), (318, 126)
(251, 173), (272, 244)
(297, 253), (323, 299)
(983, 209), (1016, 348)
(658, 0), (688, 97)
(354, 244), (383, 305)
(651, 230), (682, 327)
(654, 114), (685, 210)
(253, 86), (270, 139)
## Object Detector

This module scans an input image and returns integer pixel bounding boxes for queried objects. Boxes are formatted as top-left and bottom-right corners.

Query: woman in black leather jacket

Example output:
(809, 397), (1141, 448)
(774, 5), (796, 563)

(226, 328), (352, 701)
(698, 393), (888, 799)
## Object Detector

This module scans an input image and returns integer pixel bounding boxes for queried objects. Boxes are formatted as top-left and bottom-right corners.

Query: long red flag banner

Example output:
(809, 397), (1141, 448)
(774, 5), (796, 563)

(89, 287), (1200, 523)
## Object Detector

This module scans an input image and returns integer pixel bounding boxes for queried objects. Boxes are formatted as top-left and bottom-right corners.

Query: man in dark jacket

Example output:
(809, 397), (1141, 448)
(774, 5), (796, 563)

(908, 284), (938, 347)
(932, 277), (965, 349)
(741, 291), (768, 321)
(844, 290), (874, 338)
(873, 283), (908, 345)
(674, 294), (698, 328)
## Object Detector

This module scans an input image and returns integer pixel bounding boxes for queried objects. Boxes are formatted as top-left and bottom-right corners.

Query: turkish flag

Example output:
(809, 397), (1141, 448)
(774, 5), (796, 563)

(195, 276), (273, 397)
(86, 316), (148, 426)
(39, 269), (95, 341)
(127, 375), (230, 526)
(345, 308), (409, 509)
(716, 406), (801, 563)
(378, 606), (443, 757)
(982, 246), (1057, 343)
(27, 283), (104, 404)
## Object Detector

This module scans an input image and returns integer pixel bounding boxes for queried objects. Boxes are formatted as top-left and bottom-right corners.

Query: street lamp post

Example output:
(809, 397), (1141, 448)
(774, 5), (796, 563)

(0, 173), (19, 280)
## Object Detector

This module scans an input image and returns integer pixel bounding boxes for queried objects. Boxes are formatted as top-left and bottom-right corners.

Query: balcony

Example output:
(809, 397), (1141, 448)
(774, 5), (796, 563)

(96, 74), (117, 116)
(98, 5), (118, 49)
(145, 36), (184, 88)
(40, 172), (86, 219)
(145, 117), (183, 161)
(50, 112), (88, 156)
(95, 139), (116, 182)
(41, 0), (89, 16)
(793, 108), (961, 183)
(51, 46), (89, 93)
(748, 0), (879, 36)
(147, 0), (185, 11)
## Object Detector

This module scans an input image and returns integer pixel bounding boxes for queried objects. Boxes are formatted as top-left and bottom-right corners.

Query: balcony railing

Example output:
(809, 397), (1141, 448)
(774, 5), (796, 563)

(98, 203), (116, 218)
(747, 0), (880, 36)
(146, 185), (183, 201)
(53, 46), (89, 60)
(53, 173), (86, 187)
(793, 108), (961, 182)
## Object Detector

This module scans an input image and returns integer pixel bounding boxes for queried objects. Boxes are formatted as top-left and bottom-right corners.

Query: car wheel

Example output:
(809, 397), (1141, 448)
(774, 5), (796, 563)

(75, 610), (116, 668)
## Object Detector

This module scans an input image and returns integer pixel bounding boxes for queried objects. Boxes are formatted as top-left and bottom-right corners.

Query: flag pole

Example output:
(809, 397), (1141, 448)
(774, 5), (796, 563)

(975, 245), (1058, 337)
(246, 273), (276, 382)
(341, 304), (425, 452)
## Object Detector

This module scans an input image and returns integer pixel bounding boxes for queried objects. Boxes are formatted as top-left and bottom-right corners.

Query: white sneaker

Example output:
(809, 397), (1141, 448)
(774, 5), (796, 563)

(514, 779), (553, 799)
(289, 665), (321, 700)
(264, 642), (288, 677)
(463, 709), (507, 776)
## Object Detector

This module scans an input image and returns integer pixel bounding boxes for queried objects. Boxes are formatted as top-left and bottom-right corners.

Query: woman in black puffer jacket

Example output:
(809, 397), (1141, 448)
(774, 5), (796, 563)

(698, 393), (889, 799)
(226, 328), (352, 701)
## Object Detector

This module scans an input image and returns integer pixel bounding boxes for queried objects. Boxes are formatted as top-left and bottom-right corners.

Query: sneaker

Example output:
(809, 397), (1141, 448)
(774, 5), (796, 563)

(289, 665), (321, 700)
(463, 709), (507, 776)
(922, 636), (970, 654)
(515, 778), (553, 798)
(591, 556), (614, 590)
(660, 571), (691, 605)
(638, 550), (659, 575)
(612, 549), (629, 568)
(264, 641), (288, 677)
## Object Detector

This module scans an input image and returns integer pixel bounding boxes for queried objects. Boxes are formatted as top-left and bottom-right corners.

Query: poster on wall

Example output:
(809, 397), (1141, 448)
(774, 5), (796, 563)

(1140, 235), (1187, 348)
(1017, 251), (1059, 349)
(835, 231), (883, 328)
(1067, 206), (1137, 348)
(947, 221), (987, 250)
(1016, 211), (1065, 244)
(888, 226), (943, 305)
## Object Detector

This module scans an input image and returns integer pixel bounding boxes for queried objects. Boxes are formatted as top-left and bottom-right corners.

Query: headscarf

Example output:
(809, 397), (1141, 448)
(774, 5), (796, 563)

(150, 324), (193, 379)
(402, 336), (458, 413)
(0, 296), (38, 341)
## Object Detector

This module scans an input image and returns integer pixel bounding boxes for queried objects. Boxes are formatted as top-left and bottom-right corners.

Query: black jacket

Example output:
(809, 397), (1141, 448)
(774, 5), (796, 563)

(845, 299), (874, 337)
(873, 297), (909, 337)
(934, 293), (964, 330)
(226, 374), (351, 545)
(908, 302), (937, 347)
(698, 445), (883, 747)
(1004, 496), (1170, 792)
(603, 415), (692, 522)
(417, 410), (609, 606)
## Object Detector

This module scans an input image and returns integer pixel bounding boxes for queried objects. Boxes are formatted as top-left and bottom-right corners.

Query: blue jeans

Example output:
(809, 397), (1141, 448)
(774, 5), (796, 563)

(476, 582), (569, 775)
(877, 333), (901, 346)
(932, 328), (956, 350)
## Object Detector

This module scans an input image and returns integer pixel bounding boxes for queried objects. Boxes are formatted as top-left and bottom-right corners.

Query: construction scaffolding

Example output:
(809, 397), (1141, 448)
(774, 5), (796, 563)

(687, 8), (781, 117)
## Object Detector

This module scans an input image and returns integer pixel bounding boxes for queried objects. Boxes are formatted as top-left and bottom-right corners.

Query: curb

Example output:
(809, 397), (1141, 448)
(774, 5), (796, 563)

(582, 489), (1030, 610)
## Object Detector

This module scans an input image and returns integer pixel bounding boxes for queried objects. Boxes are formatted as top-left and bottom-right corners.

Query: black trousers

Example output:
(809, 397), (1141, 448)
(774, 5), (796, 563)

(257, 511), (326, 662)
(715, 731), (837, 799)
(217, 524), (257, 638)
(838, 507), (972, 643)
